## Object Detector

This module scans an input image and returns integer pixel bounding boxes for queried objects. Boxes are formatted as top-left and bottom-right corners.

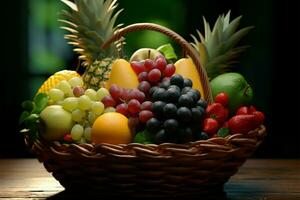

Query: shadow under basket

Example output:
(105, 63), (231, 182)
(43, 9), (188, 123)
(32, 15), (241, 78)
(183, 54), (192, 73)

(24, 125), (266, 198)
(24, 23), (267, 198)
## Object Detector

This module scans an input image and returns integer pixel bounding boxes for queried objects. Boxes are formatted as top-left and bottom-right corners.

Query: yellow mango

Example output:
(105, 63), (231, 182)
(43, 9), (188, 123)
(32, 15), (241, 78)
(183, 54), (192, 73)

(174, 57), (205, 98)
(106, 59), (139, 89)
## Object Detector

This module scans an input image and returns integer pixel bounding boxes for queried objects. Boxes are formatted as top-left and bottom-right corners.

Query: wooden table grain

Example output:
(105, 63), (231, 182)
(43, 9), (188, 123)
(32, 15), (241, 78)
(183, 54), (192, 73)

(0, 159), (299, 199)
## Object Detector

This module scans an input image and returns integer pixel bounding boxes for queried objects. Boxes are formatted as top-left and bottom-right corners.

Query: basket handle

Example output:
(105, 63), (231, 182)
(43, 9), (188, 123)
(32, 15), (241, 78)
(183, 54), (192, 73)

(102, 23), (213, 103)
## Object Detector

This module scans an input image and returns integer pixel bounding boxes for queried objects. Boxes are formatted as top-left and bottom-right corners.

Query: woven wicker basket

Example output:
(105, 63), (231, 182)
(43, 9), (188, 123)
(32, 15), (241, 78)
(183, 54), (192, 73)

(25, 23), (267, 198)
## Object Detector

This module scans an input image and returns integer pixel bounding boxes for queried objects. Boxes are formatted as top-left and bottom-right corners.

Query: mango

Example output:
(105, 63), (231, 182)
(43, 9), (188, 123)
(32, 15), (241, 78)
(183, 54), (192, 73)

(106, 59), (139, 89)
(174, 57), (204, 98)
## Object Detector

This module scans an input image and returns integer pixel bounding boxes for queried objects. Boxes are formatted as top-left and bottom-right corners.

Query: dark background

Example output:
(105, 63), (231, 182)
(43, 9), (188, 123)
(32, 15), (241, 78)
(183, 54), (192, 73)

(1, 0), (299, 158)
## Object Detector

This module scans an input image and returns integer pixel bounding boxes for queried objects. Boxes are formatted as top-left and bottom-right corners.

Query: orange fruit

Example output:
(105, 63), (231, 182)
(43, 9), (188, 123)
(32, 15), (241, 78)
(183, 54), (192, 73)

(91, 112), (132, 144)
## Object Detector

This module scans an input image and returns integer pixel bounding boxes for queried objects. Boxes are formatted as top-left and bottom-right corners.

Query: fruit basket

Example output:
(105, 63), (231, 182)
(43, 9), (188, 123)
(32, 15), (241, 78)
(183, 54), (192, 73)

(21, 1), (266, 198)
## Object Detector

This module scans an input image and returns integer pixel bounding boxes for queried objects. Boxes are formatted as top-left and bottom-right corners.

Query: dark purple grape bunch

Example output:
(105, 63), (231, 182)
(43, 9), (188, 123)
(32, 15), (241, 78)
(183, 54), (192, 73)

(146, 74), (208, 144)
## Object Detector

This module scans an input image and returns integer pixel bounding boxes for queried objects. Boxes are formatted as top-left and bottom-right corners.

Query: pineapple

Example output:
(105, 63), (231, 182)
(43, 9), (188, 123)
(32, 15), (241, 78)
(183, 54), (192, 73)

(37, 70), (80, 94)
(60, 0), (124, 90)
(83, 58), (113, 89)
(191, 11), (253, 80)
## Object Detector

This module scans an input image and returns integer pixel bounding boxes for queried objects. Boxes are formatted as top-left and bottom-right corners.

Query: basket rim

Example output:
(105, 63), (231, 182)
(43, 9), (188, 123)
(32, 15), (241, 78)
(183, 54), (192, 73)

(25, 125), (266, 160)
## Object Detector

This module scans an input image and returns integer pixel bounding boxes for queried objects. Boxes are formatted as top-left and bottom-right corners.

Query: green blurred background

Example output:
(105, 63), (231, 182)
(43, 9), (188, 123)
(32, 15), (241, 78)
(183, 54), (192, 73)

(1, 0), (299, 157)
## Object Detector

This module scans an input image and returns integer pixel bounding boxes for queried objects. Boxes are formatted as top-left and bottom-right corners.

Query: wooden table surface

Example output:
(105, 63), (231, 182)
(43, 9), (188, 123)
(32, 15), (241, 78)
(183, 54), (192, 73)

(0, 159), (299, 199)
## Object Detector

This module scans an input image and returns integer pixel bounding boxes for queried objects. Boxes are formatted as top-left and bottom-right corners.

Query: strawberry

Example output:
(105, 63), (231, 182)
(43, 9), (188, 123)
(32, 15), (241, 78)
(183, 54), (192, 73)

(253, 111), (265, 126)
(215, 92), (229, 106)
(249, 106), (257, 114)
(236, 106), (265, 126)
(228, 114), (257, 134)
(203, 118), (219, 135)
(206, 103), (229, 123)
(236, 106), (249, 115)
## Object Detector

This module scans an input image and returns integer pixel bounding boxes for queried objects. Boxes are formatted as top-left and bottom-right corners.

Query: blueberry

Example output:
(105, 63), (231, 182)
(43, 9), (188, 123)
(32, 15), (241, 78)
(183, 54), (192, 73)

(183, 78), (193, 87)
(178, 94), (194, 107)
(187, 89), (201, 102)
(155, 129), (167, 144)
(197, 99), (208, 109)
(190, 121), (201, 130)
(152, 101), (166, 116)
(194, 89), (201, 100)
(181, 86), (192, 95)
(159, 79), (171, 89)
(165, 88), (180, 103)
(186, 92), (196, 102)
(165, 133), (179, 143)
(168, 85), (181, 93)
(170, 74), (184, 88)
(200, 132), (209, 140)
(163, 119), (179, 134)
(152, 88), (166, 101)
(177, 107), (192, 122)
(194, 131), (209, 140)
(191, 106), (205, 122)
(178, 127), (194, 143)
(146, 118), (161, 133)
(163, 103), (177, 118)
(149, 86), (159, 96)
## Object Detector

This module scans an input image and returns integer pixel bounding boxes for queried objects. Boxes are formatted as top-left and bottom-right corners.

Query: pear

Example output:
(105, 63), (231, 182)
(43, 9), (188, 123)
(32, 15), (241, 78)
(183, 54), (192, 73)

(130, 48), (162, 62)
(210, 73), (253, 113)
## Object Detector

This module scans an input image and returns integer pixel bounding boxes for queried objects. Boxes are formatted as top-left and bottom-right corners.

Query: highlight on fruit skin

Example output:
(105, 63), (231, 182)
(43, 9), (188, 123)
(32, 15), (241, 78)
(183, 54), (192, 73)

(37, 70), (80, 94)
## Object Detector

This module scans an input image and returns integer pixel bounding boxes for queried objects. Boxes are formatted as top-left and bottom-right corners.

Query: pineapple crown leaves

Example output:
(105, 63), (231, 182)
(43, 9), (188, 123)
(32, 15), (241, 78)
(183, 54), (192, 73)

(60, 0), (124, 67)
(191, 11), (254, 79)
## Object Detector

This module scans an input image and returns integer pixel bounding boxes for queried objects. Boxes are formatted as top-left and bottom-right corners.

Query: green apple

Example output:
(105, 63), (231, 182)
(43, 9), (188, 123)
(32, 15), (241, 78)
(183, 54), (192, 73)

(210, 72), (253, 113)
(39, 105), (73, 141)
(130, 48), (162, 62)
